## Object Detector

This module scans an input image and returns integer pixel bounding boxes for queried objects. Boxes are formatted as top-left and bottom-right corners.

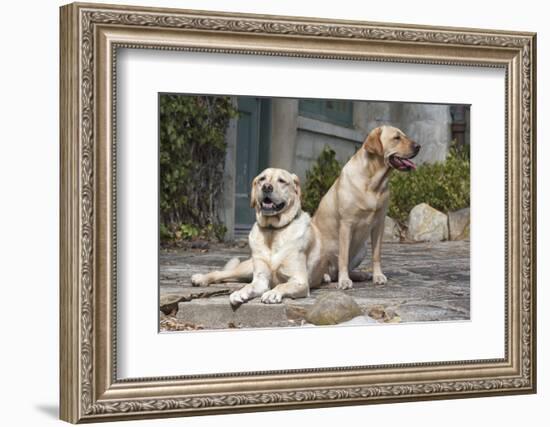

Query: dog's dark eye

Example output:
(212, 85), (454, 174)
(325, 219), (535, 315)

(394, 135), (401, 140)
(278, 178), (287, 184)
(258, 176), (266, 182)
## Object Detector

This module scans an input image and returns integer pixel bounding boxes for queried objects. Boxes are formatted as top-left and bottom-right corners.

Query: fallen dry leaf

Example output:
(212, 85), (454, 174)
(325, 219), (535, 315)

(367, 305), (401, 323)
(367, 305), (386, 320)
(159, 314), (204, 332)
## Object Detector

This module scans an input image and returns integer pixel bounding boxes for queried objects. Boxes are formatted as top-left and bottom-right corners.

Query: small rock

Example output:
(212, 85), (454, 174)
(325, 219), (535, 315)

(160, 294), (185, 315)
(383, 216), (401, 242)
(305, 292), (363, 325)
(448, 208), (470, 240)
(407, 203), (449, 242)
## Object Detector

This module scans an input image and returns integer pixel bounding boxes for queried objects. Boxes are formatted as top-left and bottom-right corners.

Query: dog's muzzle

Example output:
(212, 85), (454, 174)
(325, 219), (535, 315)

(389, 142), (421, 171)
(260, 196), (286, 215)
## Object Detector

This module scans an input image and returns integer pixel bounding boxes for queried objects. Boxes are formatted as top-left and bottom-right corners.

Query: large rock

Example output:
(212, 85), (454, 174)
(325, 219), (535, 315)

(448, 208), (470, 240)
(305, 292), (363, 325)
(383, 216), (401, 242)
(407, 203), (448, 242)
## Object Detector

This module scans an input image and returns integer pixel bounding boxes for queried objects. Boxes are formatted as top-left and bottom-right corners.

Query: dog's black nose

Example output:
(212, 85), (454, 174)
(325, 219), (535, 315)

(262, 183), (273, 193)
(412, 142), (421, 153)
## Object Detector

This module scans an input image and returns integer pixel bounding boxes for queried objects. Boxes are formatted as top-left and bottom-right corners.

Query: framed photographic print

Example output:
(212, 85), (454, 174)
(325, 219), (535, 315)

(59, 2), (537, 423)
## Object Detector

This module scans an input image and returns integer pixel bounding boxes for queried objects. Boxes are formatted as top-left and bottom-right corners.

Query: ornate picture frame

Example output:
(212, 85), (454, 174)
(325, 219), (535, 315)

(60, 2), (536, 423)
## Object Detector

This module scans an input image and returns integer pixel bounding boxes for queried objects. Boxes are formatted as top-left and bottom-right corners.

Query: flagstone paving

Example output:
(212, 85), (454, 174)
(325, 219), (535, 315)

(159, 240), (470, 331)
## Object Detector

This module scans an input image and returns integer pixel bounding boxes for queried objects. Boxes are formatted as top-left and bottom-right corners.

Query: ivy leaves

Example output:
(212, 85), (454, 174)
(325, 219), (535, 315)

(159, 95), (238, 243)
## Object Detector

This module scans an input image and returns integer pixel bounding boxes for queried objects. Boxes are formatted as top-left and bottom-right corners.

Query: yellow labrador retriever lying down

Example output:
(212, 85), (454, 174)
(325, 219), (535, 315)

(191, 125), (420, 303)
(228, 168), (324, 305)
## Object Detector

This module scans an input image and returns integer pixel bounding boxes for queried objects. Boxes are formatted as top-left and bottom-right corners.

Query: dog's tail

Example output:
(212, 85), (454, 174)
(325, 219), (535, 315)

(223, 257), (240, 271)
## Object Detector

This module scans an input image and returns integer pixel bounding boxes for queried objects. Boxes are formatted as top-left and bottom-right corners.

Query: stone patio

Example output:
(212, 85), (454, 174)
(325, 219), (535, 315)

(159, 241), (470, 331)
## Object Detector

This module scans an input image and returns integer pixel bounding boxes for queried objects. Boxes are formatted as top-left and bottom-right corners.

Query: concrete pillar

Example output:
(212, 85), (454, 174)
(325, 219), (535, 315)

(352, 101), (369, 136)
(362, 102), (400, 133)
(269, 99), (298, 171)
(221, 97), (238, 241)
(400, 104), (452, 164)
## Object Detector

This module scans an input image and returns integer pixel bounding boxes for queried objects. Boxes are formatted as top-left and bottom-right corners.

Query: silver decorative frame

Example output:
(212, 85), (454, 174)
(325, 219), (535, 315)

(60, 2), (536, 423)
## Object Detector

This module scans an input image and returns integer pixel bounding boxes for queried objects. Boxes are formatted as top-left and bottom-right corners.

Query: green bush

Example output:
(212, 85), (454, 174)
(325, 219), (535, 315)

(160, 94), (238, 244)
(388, 143), (470, 222)
(302, 146), (342, 215)
(302, 143), (470, 222)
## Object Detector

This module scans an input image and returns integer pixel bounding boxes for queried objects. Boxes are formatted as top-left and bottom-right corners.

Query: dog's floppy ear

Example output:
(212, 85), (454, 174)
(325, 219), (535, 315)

(250, 177), (258, 209)
(363, 127), (383, 156)
(292, 173), (302, 201)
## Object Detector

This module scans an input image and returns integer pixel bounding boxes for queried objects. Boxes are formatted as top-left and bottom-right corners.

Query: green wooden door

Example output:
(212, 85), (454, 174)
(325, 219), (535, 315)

(235, 96), (271, 233)
(235, 98), (261, 229)
(234, 98), (271, 231)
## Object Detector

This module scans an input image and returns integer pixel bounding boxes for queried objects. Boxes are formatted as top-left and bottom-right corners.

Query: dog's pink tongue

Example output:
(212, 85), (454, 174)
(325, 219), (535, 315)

(402, 159), (416, 169)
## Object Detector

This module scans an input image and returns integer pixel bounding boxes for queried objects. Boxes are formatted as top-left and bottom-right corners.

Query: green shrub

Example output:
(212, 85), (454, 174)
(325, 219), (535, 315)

(160, 223), (172, 242)
(388, 142), (470, 222)
(159, 94), (238, 244)
(160, 223), (227, 244)
(302, 146), (342, 215)
(302, 142), (470, 222)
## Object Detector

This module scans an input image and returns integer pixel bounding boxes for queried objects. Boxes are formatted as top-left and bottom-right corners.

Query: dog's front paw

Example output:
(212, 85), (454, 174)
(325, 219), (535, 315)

(261, 289), (283, 304)
(373, 273), (387, 285)
(191, 273), (209, 287)
(337, 277), (353, 290)
(229, 287), (252, 306)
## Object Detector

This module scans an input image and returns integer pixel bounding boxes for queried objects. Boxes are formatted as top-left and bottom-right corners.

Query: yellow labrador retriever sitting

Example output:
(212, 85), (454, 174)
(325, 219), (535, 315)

(191, 126), (420, 298)
(193, 168), (325, 305)
(313, 125), (420, 289)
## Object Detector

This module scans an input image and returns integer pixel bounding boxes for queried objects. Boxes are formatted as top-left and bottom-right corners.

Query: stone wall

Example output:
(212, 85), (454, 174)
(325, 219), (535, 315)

(293, 115), (363, 183)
